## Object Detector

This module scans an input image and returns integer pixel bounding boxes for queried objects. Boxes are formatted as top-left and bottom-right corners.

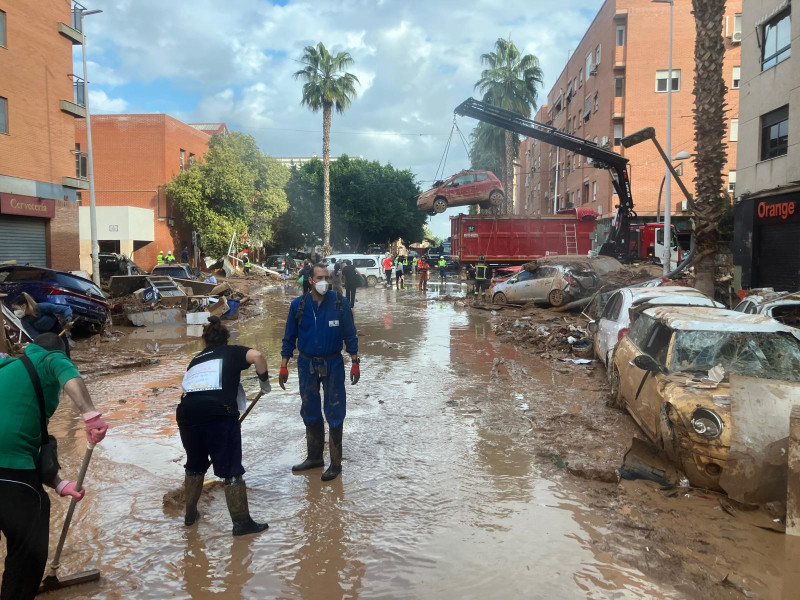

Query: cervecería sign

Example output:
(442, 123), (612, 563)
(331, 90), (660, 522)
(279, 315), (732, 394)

(0, 193), (56, 219)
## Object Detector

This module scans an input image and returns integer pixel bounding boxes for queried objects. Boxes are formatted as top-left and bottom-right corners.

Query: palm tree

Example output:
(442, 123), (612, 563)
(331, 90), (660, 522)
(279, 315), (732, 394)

(294, 42), (359, 253)
(690, 0), (727, 296)
(475, 38), (543, 214)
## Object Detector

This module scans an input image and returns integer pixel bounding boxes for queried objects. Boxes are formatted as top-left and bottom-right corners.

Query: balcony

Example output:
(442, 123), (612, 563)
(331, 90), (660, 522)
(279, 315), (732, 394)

(58, 22), (84, 45)
(60, 75), (87, 118)
(64, 148), (89, 189)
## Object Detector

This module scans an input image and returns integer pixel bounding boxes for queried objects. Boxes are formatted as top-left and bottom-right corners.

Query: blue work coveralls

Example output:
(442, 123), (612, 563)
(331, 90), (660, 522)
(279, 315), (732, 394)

(281, 291), (358, 428)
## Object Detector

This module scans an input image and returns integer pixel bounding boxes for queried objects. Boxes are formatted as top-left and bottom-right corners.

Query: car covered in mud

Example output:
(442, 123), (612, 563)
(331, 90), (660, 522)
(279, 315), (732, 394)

(610, 306), (800, 491)
(590, 287), (724, 367)
(417, 170), (504, 215)
(734, 289), (800, 328)
(491, 256), (622, 307)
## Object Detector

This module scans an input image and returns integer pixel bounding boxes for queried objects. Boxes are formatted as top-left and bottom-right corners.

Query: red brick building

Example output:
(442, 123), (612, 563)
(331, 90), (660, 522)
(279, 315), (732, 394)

(516, 0), (742, 247)
(0, 0), (88, 270)
(75, 114), (219, 271)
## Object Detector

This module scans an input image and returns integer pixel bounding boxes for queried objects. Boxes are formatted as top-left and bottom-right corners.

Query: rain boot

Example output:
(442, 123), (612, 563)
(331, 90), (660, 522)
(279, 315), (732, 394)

(292, 422), (325, 471)
(224, 477), (269, 536)
(184, 471), (205, 526)
(322, 426), (343, 482)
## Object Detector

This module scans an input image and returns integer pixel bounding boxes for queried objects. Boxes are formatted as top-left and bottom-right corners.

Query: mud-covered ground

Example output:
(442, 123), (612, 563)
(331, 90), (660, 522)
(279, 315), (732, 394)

(9, 277), (799, 599)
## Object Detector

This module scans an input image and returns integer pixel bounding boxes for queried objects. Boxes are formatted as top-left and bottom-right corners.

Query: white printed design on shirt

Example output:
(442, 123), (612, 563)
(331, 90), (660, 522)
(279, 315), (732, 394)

(182, 359), (223, 392)
(328, 320), (339, 327)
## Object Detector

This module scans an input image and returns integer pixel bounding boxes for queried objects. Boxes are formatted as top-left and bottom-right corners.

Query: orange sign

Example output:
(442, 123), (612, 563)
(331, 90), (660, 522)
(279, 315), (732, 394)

(757, 199), (796, 220)
(0, 193), (55, 219)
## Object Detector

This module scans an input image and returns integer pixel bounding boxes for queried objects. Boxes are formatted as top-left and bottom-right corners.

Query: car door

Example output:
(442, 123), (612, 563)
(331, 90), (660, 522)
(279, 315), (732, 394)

(446, 174), (476, 205)
(473, 172), (492, 201)
(596, 291), (626, 364)
(502, 270), (535, 302)
(528, 267), (558, 301)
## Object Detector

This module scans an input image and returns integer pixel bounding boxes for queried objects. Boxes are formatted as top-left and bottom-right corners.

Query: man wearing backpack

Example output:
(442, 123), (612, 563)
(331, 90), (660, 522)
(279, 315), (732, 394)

(0, 333), (108, 600)
(279, 263), (359, 482)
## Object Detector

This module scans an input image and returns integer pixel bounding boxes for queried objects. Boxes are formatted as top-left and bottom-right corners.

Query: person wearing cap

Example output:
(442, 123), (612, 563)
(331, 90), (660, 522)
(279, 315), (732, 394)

(0, 333), (108, 600)
(167, 250), (176, 264)
(157, 250), (165, 266)
(242, 252), (251, 275)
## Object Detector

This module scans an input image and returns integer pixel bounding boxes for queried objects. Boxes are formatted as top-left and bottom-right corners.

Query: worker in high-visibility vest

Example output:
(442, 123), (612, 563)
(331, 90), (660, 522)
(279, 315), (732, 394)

(438, 257), (447, 282)
(412, 257), (418, 275)
(157, 251), (165, 266)
(242, 252), (251, 274)
(474, 255), (491, 301)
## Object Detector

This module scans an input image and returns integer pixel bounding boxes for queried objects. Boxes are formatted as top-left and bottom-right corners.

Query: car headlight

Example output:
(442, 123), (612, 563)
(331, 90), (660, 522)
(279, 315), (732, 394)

(691, 408), (724, 439)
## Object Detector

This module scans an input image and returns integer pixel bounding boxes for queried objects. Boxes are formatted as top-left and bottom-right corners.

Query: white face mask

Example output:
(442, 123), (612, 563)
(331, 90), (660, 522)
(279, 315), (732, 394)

(14, 309), (25, 318)
(314, 280), (330, 295)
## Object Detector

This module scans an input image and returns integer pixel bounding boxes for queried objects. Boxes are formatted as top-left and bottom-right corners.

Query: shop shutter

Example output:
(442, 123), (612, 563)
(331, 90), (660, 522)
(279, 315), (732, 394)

(756, 222), (800, 291)
(0, 216), (47, 267)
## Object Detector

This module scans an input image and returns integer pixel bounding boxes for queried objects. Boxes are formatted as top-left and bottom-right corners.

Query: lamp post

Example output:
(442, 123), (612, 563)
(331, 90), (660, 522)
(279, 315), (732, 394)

(656, 150), (691, 222)
(77, 4), (103, 285)
(652, 0), (674, 275)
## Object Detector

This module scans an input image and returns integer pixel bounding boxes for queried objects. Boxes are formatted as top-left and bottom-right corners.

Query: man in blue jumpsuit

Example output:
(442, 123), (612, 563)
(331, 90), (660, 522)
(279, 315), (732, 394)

(279, 263), (360, 481)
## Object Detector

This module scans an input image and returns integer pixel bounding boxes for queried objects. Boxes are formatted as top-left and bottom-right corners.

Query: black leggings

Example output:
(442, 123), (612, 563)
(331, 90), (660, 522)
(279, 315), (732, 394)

(345, 286), (356, 306)
(0, 468), (50, 600)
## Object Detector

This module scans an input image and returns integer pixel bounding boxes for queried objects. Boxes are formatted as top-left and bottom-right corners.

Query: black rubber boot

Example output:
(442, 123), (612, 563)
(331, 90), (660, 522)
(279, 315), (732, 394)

(184, 471), (205, 526)
(224, 477), (269, 536)
(292, 423), (325, 472)
(322, 426), (343, 482)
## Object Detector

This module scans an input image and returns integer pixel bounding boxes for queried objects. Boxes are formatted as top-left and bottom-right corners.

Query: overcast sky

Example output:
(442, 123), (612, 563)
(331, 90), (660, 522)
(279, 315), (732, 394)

(78, 0), (602, 239)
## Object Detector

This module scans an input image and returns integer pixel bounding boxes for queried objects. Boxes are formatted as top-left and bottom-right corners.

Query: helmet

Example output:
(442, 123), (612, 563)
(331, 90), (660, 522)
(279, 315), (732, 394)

(479, 255), (485, 262)
(243, 251), (248, 255)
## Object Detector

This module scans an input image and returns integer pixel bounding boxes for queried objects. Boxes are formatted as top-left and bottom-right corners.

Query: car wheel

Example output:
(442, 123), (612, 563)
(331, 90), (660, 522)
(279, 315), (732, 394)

(548, 288), (565, 307)
(493, 292), (507, 305)
(608, 365), (623, 409)
(433, 196), (448, 214)
(489, 190), (504, 206)
(367, 275), (378, 287)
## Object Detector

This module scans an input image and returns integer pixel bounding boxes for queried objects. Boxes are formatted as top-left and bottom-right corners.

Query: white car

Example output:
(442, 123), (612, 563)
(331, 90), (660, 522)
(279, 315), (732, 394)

(734, 290), (800, 328)
(589, 286), (724, 368)
(324, 254), (383, 286)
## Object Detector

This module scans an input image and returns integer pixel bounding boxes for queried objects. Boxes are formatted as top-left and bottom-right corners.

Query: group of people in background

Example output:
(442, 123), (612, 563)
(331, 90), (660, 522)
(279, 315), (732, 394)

(380, 253), (431, 291)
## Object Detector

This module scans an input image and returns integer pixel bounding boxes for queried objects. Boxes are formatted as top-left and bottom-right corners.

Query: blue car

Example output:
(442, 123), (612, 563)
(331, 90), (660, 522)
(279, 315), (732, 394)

(0, 265), (110, 331)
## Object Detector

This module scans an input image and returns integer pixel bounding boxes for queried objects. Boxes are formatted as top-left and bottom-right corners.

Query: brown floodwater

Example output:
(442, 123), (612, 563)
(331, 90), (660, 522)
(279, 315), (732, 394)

(17, 282), (787, 599)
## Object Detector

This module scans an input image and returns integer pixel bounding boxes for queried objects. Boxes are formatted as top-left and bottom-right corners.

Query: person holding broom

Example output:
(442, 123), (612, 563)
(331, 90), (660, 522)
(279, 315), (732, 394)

(177, 316), (272, 536)
(0, 333), (108, 600)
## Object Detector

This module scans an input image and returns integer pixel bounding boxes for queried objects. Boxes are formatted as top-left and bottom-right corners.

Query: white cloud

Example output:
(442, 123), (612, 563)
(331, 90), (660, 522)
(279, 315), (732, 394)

(89, 89), (128, 113)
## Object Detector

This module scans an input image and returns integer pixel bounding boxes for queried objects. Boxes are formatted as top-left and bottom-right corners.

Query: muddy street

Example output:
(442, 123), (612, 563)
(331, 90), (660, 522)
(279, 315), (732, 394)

(27, 284), (799, 599)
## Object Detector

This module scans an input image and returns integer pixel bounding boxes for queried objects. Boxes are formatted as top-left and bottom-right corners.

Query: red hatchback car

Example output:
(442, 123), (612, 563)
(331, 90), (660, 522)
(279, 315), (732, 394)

(417, 170), (504, 215)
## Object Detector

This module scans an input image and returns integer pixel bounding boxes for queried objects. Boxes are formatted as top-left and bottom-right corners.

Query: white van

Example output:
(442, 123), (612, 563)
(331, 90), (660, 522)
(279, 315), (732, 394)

(325, 254), (383, 286)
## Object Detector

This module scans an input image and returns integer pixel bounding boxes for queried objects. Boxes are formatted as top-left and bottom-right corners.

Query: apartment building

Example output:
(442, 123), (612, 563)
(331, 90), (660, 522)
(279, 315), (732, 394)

(75, 115), (214, 271)
(0, 0), (90, 270)
(517, 0), (742, 248)
(733, 1), (798, 291)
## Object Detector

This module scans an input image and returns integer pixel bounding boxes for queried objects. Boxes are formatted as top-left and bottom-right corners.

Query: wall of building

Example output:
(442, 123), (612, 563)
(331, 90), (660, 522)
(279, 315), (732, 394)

(46, 199), (79, 271)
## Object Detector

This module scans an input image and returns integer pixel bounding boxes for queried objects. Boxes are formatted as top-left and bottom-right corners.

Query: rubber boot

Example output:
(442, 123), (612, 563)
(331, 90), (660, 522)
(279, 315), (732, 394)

(292, 422), (325, 471)
(184, 471), (205, 526)
(224, 477), (269, 536)
(322, 426), (343, 482)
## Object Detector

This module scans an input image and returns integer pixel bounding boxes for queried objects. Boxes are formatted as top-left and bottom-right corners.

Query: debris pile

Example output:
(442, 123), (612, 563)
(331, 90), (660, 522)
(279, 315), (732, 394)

(492, 305), (593, 358)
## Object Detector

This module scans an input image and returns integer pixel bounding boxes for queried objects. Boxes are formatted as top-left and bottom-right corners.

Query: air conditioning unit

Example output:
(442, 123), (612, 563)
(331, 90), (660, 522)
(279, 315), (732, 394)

(732, 31), (742, 43)
(677, 200), (688, 212)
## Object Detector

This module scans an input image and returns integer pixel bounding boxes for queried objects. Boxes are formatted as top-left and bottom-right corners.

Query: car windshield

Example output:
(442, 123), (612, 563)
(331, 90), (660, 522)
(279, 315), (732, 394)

(771, 303), (800, 327)
(670, 330), (800, 381)
(154, 267), (188, 278)
(54, 273), (106, 299)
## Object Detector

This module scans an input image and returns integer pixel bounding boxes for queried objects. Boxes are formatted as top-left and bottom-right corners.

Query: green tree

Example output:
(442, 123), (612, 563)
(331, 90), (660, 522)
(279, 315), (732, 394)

(294, 42), (359, 254)
(469, 121), (519, 186)
(166, 132), (289, 258)
(474, 38), (543, 214)
(690, 0), (728, 296)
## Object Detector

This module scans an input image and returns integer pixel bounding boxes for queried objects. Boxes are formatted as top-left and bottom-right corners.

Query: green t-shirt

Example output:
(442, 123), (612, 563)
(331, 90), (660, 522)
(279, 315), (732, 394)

(0, 344), (81, 469)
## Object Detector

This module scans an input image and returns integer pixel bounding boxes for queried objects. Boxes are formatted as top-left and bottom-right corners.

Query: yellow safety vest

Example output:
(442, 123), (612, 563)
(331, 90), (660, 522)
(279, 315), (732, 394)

(157, 253), (164, 265)
(476, 263), (488, 280)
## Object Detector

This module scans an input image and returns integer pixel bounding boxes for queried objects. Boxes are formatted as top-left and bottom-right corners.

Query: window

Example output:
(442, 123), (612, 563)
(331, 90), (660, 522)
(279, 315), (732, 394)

(0, 10), (6, 47)
(476, 173), (489, 181)
(615, 76), (625, 97)
(655, 69), (681, 92)
(188, 153), (195, 166)
(584, 96), (592, 119)
(732, 66), (740, 89)
(0, 96), (6, 134)
(613, 123), (624, 146)
(578, 69), (583, 86)
(616, 25), (625, 47)
(592, 181), (597, 202)
(585, 52), (593, 80)
(728, 171), (736, 195)
(353, 259), (376, 268)
(730, 118), (738, 142)
(760, 105), (789, 160)
(595, 44), (601, 66)
(733, 13), (742, 36)
(582, 182), (589, 205)
(449, 174), (474, 186)
(594, 93), (599, 112)
(75, 143), (87, 178)
(604, 292), (624, 320)
(762, 9), (791, 71)
(179, 149), (185, 171)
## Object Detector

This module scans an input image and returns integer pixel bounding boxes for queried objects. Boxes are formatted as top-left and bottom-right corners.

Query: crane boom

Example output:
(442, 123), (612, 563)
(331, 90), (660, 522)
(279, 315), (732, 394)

(454, 98), (635, 260)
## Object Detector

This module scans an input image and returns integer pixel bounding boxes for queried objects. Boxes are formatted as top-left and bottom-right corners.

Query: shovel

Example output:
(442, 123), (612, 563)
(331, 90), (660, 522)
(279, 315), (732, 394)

(39, 444), (101, 594)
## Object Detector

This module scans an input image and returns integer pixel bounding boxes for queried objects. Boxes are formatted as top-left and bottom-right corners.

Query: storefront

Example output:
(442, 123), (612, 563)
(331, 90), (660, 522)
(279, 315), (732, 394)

(734, 190), (800, 291)
(0, 193), (55, 267)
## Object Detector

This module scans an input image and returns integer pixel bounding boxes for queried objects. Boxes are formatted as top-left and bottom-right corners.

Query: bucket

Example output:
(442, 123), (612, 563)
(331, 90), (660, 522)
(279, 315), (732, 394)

(224, 298), (240, 319)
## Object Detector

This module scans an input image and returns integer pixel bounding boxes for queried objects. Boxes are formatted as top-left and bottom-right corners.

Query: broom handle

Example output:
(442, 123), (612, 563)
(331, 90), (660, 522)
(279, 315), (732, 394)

(48, 444), (95, 576)
(239, 391), (264, 423)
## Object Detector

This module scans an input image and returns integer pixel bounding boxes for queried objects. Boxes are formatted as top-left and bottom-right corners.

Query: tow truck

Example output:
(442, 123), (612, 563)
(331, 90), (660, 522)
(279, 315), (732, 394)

(454, 98), (682, 266)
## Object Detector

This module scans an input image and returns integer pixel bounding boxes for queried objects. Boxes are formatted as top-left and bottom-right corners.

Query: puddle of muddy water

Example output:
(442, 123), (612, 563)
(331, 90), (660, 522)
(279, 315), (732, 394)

(1, 283), (791, 599)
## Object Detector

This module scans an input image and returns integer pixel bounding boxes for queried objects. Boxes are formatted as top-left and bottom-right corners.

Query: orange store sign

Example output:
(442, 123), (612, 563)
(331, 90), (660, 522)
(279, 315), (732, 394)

(757, 199), (796, 220)
(0, 193), (55, 219)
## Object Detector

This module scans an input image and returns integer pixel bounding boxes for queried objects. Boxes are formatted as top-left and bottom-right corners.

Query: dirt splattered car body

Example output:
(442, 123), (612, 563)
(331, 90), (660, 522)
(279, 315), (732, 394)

(734, 290), (800, 329)
(417, 170), (504, 215)
(611, 306), (800, 490)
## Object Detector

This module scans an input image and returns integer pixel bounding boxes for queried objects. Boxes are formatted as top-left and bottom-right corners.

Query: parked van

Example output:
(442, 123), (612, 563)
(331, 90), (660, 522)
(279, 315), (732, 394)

(324, 254), (383, 286)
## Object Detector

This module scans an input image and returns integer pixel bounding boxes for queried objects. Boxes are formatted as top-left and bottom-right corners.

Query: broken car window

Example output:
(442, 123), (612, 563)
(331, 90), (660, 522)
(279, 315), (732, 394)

(516, 270), (534, 282)
(642, 323), (672, 365)
(670, 331), (800, 381)
(603, 292), (623, 321)
(770, 303), (800, 327)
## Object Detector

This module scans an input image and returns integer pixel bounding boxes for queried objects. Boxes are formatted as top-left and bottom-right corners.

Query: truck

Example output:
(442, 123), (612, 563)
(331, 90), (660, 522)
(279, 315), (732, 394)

(629, 222), (682, 270)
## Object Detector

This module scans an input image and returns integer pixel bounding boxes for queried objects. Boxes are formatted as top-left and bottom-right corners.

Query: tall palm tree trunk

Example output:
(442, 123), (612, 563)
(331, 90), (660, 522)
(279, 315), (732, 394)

(504, 129), (514, 214)
(691, 0), (727, 297)
(322, 102), (332, 254)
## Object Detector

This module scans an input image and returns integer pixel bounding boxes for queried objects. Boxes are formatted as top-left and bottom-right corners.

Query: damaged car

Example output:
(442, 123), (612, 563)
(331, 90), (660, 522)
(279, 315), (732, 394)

(491, 256), (622, 307)
(416, 170), (504, 215)
(734, 289), (800, 328)
(610, 306), (800, 491)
